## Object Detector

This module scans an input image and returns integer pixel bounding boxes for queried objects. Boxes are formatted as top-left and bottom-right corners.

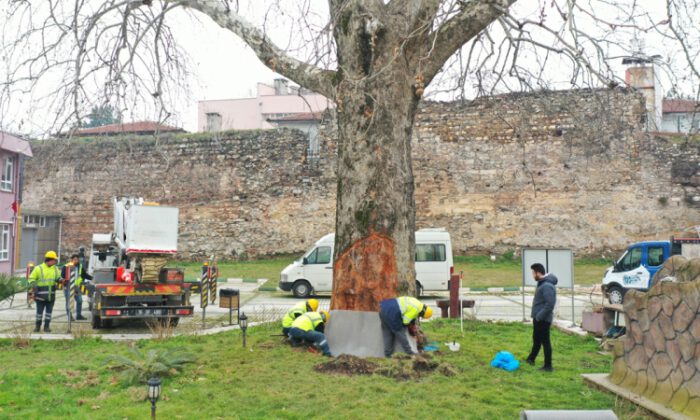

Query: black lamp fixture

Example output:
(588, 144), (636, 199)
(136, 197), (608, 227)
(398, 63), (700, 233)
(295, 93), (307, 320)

(147, 376), (162, 419)
(240, 312), (248, 347)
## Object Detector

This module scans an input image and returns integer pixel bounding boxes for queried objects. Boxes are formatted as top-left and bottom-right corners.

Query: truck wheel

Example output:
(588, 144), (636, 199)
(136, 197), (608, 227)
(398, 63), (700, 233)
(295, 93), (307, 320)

(292, 280), (312, 298)
(608, 285), (626, 305)
(91, 315), (102, 329)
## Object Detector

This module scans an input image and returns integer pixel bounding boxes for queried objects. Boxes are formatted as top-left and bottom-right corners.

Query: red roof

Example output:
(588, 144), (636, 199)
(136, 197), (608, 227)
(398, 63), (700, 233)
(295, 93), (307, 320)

(663, 99), (700, 114)
(70, 121), (185, 136)
(267, 112), (324, 122)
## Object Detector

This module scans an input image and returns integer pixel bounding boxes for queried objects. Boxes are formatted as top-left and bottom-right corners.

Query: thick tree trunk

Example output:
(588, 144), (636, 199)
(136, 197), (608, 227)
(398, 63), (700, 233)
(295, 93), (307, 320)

(330, 4), (421, 311)
(331, 82), (419, 311)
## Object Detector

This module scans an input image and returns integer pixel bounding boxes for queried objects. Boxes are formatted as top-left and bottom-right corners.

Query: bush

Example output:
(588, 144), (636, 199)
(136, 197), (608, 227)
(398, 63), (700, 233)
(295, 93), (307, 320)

(104, 347), (196, 385)
(0, 274), (26, 303)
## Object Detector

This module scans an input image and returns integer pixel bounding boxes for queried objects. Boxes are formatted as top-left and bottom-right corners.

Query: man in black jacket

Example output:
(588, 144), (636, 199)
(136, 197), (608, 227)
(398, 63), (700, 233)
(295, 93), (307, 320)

(526, 263), (558, 372)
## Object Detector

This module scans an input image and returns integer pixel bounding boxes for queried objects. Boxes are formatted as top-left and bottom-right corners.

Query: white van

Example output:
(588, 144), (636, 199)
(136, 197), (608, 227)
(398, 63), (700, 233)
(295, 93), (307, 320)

(279, 229), (454, 297)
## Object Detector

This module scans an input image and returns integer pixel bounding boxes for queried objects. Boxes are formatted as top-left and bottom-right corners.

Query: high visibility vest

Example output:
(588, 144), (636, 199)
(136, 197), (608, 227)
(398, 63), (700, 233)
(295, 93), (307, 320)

(74, 264), (84, 287)
(397, 296), (424, 325)
(291, 312), (324, 332)
(282, 301), (308, 328)
(63, 264), (84, 287)
(29, 263), (61, 301)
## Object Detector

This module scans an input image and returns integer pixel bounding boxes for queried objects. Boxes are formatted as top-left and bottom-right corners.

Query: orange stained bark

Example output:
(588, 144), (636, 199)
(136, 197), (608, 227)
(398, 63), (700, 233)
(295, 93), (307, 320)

(331, 231), (398, 311)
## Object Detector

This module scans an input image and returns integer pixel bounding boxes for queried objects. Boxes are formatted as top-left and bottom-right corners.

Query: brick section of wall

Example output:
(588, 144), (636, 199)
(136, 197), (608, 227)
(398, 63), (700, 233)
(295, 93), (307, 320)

(23, 88), (700, 259)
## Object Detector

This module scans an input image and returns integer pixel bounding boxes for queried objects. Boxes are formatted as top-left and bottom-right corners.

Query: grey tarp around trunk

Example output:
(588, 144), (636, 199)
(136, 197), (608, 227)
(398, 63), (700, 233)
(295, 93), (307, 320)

(325, 310), (417, 358)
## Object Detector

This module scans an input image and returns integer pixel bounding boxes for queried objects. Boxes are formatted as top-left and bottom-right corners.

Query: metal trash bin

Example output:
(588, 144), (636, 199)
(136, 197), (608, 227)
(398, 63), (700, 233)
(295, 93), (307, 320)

(219, 288), (240, 309)
(220, 289), (240, 325)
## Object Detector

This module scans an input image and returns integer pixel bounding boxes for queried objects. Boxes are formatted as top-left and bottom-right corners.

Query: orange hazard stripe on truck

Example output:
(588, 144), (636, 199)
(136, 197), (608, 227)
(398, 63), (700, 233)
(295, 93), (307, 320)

(104, 284), (181, 295)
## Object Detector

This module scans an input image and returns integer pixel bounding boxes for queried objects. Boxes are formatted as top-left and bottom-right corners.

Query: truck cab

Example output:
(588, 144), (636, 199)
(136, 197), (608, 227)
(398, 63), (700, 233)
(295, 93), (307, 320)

(602, 241), (670, 304)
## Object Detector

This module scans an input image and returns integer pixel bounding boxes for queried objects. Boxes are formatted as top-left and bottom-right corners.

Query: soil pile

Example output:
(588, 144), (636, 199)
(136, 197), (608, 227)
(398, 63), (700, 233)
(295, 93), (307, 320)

(314, 354), (379, 375)
(315, 353), (458, 380)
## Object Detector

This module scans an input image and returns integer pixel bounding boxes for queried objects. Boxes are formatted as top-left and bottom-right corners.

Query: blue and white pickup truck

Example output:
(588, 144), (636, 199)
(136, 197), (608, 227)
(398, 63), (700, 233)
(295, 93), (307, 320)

(602, 236), (700, 304)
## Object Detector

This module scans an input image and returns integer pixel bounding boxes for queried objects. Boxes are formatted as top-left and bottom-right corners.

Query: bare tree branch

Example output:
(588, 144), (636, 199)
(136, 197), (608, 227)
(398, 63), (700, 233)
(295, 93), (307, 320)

(177, 0), (336, 98)
(421, 0), (516, 84)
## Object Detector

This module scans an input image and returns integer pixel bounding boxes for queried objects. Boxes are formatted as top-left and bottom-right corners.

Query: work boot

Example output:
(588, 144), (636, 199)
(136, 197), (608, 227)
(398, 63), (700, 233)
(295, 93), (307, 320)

(34, 322), (41, 333)
(539, 366), (553, 372)
(44, 323), (51, 333)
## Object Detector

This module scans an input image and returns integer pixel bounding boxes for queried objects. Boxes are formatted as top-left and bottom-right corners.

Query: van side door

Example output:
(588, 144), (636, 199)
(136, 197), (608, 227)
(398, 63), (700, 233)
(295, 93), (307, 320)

(610, 245), (649, 290)
(644, 243), (668, 287)
(303, 246), (333, 292)
(415, 242), (449, 291)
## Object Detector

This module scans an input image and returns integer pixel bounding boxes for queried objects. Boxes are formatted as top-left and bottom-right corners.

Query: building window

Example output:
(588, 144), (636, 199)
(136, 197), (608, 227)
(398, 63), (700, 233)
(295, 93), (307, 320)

(1, 156), (13, 191)
(206, 113), (222, 132)
(0, 224), (9, 261)
(23, 215), (46, 227)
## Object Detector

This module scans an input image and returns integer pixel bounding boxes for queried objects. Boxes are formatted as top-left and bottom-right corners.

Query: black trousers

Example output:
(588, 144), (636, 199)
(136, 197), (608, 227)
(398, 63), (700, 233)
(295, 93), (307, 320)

(527, 320), (552, 367)
(35, 299), (55, 328)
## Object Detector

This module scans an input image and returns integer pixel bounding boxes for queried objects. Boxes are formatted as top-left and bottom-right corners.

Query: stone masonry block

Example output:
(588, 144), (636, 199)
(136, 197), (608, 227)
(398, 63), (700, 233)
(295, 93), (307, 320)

(679, 332), (697, 362)
(658, 313), (677, 340)
(673, 301), (695, 333)
(651, 353), (674, 381)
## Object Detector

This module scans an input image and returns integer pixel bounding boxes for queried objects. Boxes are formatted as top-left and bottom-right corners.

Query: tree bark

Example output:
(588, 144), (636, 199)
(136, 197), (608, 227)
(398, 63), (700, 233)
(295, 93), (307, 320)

(330, 3), (421, 311)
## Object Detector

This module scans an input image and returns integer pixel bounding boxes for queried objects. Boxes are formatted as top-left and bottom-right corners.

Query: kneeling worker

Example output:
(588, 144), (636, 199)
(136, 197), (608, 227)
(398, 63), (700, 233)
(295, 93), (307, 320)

(282, 298), (319, 335)
(379, 296), (432, 357)
(288, 310), (331, 356)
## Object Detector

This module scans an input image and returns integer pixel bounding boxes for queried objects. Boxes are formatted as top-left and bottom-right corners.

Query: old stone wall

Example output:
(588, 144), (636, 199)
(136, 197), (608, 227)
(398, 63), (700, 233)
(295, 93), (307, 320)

(611, 256), (700, 417)
(411, 90), (700, 254)
(22, 88), (700, 259)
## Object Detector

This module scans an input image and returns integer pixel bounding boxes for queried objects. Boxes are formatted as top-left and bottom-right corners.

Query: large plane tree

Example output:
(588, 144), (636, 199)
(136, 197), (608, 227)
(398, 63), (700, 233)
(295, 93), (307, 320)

(2, 0), (698, 311)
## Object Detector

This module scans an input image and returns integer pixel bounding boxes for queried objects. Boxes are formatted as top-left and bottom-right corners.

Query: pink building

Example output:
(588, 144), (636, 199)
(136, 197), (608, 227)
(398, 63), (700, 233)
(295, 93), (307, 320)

(198, 79), (331, 132)
(0, 132), (33, 274)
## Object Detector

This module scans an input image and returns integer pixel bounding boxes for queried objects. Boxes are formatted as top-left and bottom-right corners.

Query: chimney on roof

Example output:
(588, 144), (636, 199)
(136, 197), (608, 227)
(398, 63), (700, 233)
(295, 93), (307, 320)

(623, 56), (662, 131)
(274, 78), (289, 95)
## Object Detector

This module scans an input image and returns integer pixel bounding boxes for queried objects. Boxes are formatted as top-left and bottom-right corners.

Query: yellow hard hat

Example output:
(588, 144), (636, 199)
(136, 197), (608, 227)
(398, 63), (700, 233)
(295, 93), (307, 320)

(203, 261), (209, 266)
(44, 251), (58, 260)
(423, 306), (433, 319)
(307, 299), (319, 311)
(320, 310), (330, 322)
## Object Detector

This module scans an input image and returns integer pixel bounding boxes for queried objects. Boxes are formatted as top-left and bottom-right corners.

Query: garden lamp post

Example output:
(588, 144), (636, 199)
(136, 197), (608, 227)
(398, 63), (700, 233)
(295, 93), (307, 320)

(147, 376), (162, 419)
(240, 312), (248, 347)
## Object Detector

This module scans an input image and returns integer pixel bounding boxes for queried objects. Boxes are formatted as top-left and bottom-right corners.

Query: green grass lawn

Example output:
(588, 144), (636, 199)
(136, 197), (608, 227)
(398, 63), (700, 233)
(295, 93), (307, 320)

(173, 255), (610, 290)
(175, 256), (295, 282)
(455, 255), (610, 288)
(0, 320), (649, 419)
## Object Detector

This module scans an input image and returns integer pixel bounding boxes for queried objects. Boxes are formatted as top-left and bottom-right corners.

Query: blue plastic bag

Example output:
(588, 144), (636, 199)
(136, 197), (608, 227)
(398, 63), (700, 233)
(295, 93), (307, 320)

(490, 351), (520, 371)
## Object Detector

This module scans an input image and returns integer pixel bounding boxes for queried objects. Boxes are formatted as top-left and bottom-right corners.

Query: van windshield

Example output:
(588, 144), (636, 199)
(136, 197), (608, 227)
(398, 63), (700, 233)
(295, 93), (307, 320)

(615, 247), (642, 272)
(306, 246), (332, 264)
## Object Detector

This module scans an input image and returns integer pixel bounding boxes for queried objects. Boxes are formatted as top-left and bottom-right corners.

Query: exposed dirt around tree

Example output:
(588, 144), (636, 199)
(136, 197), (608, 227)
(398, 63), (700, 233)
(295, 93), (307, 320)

(314, 353), (457, 380)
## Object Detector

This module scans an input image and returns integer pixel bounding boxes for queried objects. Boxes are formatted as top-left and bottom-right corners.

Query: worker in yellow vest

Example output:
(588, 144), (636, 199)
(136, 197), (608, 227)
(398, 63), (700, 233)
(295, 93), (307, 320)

(288, 310), (331, 356)
(282, 298), (319, 335)
(28, 251), (62, 333)
(61, 254), (93, 321)
(379, 296), (433, 357)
